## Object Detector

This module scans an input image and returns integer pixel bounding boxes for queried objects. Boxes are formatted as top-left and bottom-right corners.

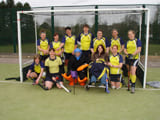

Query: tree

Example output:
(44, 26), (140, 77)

(6, 0), (14, 8)
(23, 2), (31, 9)
(16, 2), (23, 9)
(0, 1), (6, 8)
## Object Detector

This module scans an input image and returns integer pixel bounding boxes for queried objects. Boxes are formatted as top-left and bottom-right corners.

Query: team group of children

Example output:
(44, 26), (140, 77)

(26, 24), (142, 93)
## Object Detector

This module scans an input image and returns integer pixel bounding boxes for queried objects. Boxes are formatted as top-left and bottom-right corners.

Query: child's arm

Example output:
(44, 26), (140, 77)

(37, 46), (45, 53)
(26, 70), (32, 78)
(35, 68), (44, 84)
(111, 63), (123, 68)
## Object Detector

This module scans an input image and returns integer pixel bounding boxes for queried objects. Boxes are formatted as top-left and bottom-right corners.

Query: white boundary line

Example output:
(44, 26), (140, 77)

(0, 81), (160, 91)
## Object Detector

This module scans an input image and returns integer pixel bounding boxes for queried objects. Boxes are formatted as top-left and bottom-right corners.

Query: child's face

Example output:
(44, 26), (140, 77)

(83, 27), (89, 33)
(75, 52), (81, 57)
(40, 33), (46, 40)
(54, 35), (59, 41)
(112, 30), (118, 37)
(97, 31), (103, 38)
(35, 58), (40, 64)
(98, 46), (103, 53)
(112, 46), (118, 53)
(49, 50), (55, 56)
(66, 29), (71, 35)
(128, 31), (135, 40)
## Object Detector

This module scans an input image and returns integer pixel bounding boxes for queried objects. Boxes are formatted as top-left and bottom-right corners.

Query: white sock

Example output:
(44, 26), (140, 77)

(112, 86), (116, 89)
(116, 86), (120, 90)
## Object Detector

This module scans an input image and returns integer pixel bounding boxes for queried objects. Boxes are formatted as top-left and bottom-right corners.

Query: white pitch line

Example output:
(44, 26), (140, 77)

(0, 81), (160, 91)
(0, 81), (32, 85)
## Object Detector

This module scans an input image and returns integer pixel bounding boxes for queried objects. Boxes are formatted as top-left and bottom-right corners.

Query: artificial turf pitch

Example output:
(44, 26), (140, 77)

(0, 63), (160, 120)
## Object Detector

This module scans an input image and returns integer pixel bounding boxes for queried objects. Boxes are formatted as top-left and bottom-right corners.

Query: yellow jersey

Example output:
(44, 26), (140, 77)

(37, 38), (49, 56)
(92, 37), (109, 52)
(45, 57), (62, 74)
(125, 38), (142, 59)
(78, 32), (93, 51)
(110, 37), (124, 53)
(62, 35), (77, 53)
(50, 41), (62, 56)
(109, 54), (123, 75)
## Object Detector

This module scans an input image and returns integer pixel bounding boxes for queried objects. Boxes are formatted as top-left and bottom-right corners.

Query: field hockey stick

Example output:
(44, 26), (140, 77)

(29, 77), (49, 90)
(38, 83), (49, 90)
(105, 74), (110, 93)
(70, 71), (78, 95)
(55, 77), (71, 93)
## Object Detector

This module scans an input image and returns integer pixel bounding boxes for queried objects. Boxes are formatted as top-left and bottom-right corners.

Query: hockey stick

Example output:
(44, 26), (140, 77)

(55, 77), (71, 93)
(105, 74), (110, 93)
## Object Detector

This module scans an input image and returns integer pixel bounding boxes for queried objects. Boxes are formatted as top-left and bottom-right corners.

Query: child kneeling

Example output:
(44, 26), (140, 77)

(45, 48), (63, 90)
(26, 54), (44, 84)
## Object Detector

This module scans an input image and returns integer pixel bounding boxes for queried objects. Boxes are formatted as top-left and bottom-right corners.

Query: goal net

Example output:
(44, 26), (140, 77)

(17, 7), (150, 88)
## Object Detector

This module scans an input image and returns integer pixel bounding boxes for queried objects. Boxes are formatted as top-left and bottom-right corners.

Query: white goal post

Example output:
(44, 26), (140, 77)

(17, 7), (150, 88)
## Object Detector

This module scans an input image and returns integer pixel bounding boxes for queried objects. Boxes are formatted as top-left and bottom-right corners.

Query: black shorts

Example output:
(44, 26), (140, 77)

(82, 50), (91, 59)
(40, 55), (49, 61)
(110, 74), (121, 82)
(45, 73), (63, 83)
(125, 57), (139, 67)
(64, 52), (73, 60)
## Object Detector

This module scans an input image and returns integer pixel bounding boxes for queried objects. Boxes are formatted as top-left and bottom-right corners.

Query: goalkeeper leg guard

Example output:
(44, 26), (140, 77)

(78, 77), (87, 86)
(61, 73), (75, 86)
(77, 64), (89, 71)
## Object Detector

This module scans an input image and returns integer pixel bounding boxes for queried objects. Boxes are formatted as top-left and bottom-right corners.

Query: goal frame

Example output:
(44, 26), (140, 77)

(17, 7), (150, 88)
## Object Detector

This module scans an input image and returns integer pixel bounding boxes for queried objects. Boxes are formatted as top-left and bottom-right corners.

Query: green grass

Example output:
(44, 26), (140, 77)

(148, 44), (160, 55)
(0, 43), (36, 53)
(0, 63), (160, 120)
(0, 43), (160, 55)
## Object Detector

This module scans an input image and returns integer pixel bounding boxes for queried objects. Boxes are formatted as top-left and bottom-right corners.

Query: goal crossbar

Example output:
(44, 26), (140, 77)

(17, 8), (149, 14)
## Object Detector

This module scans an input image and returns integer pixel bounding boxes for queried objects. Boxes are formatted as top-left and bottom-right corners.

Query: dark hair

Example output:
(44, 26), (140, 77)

(112, 29), (118, 33)
(83, 24), (89, 28)
(112, 45), (118, 50)
(97, 30), (103, 33)
(95, 45), (105, 56)
(65, 27), (71, 31)
(39, 29), (46, 35)
(49, 48), (55, 52)
(53, 32), (59, 37)
(128, 30), (135, 35)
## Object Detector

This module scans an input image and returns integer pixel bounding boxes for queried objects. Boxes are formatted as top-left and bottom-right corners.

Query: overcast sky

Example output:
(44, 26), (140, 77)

(1, 0), (160, 7)
(1, 0), (159, 26)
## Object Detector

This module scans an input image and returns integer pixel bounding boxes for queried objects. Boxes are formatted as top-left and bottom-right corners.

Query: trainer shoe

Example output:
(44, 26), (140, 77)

(91, 82), (96, 86)
(98, 84), (106, 88)
(131, 87), (135, 94)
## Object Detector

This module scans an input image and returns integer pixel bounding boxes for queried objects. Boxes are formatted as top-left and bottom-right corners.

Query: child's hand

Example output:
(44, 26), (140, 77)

(72, 51), (74, 55)
(43, 50), (48, 54)
(56, 47), (60, 51)
(52, 77), (56, 82)
(26, 73), (30, 78)
(108, 62), (112, 67)
(35, 79), (39, 84)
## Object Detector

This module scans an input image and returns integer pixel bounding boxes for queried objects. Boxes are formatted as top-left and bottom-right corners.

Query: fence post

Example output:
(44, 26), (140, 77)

(95, 5), (98, 36)
(12, 8), (17, 53)
(51, 6), (54, 40)
(141, 4), (146, 55)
